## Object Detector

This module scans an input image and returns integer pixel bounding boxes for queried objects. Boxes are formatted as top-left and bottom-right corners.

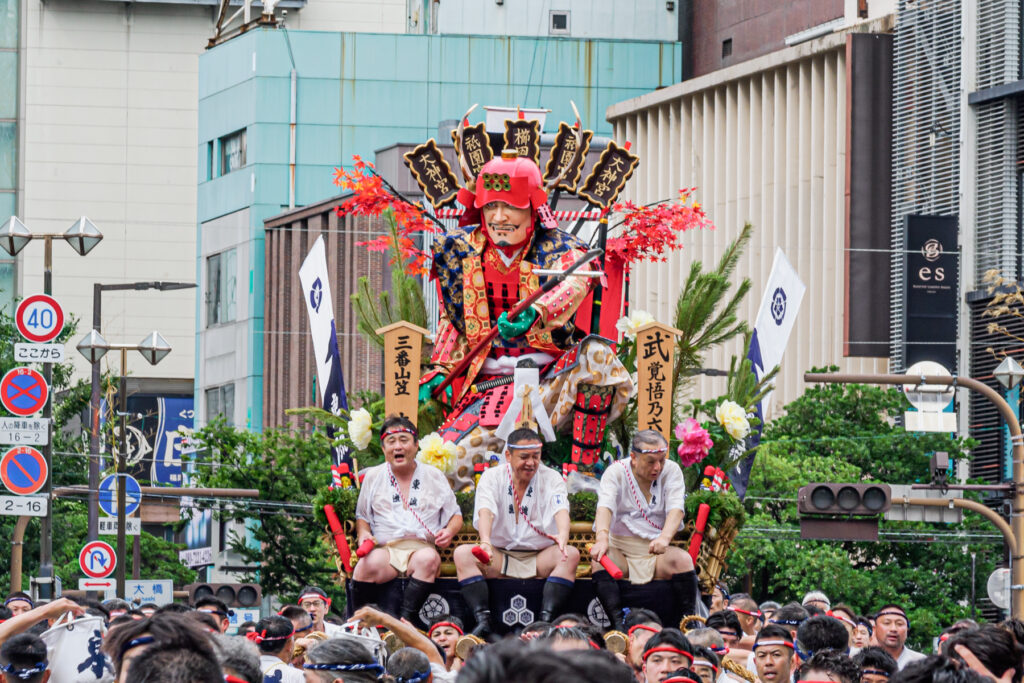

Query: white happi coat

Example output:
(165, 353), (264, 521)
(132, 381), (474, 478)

(596, 458), (686, 539)
(474, 462), (568, 551)
(356, 462), (460, 544)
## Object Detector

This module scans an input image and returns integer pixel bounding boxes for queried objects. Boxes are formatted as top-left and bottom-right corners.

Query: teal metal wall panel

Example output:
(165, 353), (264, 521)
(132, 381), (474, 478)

(296, 79), (345, 126)
(295, 125), (342, 166)
(199, 30), (258, 99)
(198, 80), (258, 142)
(198, 168), (253, 223)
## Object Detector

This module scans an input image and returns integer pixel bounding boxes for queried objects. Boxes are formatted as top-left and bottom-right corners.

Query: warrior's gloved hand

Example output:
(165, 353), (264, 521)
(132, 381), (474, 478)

(418, 373), (450, 402)
(497, 306), (539, 340)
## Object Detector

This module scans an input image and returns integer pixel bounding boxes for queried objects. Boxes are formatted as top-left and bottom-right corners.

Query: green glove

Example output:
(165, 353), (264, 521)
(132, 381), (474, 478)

(419, 373), (450, 402)
(497, 306), (539, 340)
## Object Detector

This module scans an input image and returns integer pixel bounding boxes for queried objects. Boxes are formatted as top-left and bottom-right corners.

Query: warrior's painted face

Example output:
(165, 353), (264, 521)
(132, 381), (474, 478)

(482, 201), (532, 248)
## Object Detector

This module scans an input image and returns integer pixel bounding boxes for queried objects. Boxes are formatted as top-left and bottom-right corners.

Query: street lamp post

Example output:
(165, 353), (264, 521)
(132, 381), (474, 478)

(0, 216), (103, 600)
(86, 282), (195, 548)
(77, 330), (171, 597)
(805, 371), (1024, 618)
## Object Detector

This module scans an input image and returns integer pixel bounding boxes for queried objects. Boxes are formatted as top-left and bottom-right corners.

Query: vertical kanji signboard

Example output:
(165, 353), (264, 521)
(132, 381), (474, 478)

(377, 322), (428, 426)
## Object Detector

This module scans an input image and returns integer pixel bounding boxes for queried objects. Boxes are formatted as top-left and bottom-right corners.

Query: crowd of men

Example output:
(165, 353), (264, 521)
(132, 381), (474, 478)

(0, 584), (1021, 683)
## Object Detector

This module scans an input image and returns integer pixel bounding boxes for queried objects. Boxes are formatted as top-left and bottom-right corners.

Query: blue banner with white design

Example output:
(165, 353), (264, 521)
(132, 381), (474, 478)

(298, 236), (353, 486)
(730, 248), (806, 497)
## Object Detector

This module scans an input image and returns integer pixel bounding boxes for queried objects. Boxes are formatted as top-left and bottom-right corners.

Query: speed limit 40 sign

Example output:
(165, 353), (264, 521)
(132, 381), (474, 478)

(16, 295), (64, 343)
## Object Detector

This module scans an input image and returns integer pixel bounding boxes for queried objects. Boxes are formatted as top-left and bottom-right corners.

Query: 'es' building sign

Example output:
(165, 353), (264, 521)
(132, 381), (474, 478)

(904, 215), (958, 371)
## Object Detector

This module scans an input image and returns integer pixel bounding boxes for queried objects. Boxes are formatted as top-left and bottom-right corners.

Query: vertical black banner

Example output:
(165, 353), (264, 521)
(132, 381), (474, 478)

(904, 215), (958, 371)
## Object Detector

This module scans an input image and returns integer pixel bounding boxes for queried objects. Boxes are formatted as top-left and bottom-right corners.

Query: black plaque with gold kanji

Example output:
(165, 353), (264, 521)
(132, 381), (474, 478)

(576, 141), (639, 208)
(403, 139), (460, 208)
(503, 119), (542, 166)
(543, 122), (593, 192)
(450, 122), (494, 179)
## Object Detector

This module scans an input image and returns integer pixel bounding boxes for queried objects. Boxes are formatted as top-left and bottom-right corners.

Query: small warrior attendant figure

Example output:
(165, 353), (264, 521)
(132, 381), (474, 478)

(590, 429), (700, 630)
(351, 415), (463, 627)
(420, 145), (633, 484)
(452, 427), (580, 638)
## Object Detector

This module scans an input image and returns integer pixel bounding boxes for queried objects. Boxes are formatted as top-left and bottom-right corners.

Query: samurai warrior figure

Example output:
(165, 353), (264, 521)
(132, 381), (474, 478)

(419, 128), (634, 488)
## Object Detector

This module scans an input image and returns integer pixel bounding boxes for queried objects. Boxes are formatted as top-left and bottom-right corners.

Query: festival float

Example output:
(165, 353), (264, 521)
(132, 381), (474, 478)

(312, 103), (767, 634)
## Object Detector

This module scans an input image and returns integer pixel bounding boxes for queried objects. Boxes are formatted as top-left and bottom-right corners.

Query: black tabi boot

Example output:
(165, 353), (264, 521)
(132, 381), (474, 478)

(399, 577), (434, 628)
(348, 579), (380, 615)
(459, 577), (494, 639)
(538, 577), (574, 622)
(592, 570), (626, 631)
(671, 570), (700, 621)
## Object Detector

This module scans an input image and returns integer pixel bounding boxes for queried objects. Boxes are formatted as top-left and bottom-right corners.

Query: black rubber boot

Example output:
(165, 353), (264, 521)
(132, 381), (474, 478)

(348, 579), (380, 615)
(671, 570), (700, 620)
(459, 577), (494, 639)
(400, 578), (434, 628)
(592, 570), (625, 631)
(538, 577), (574, 622)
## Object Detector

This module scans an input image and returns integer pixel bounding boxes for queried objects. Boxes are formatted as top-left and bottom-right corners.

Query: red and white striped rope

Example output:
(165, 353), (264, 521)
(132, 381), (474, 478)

(387, 465), (437, 538)
(621, 460), (664, 532)
(506, 464), (558, 543)
(434, 208), (603, 221)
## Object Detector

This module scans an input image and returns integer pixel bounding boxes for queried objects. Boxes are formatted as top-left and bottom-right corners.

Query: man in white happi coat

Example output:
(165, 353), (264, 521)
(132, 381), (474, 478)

(352, 414), (463, 627)
(452, 426), (580, 637)
(589, 429), (699, 630)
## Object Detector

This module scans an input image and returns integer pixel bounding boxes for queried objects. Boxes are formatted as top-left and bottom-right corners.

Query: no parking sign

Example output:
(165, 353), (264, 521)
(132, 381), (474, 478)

(0, 368), (48, 417)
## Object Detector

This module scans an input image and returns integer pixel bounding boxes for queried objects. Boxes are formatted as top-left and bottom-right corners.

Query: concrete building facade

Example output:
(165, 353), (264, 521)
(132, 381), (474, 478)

(607, 19), (894, 416)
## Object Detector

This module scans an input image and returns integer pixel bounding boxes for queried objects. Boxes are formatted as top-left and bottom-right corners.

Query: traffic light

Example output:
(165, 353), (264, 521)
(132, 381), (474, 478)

(797, 483), (892, 541)
(185, 582), (262, 608)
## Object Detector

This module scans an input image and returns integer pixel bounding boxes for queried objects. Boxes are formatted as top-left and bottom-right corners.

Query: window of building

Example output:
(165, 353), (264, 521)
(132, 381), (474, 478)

(549, 11), (569, 35)
(219, 129), (246, 175)
(722, 38), (733, 58)
(205, 248), (237, 326)
(205, 384), (235, 425)
(206, 141), (214, 181)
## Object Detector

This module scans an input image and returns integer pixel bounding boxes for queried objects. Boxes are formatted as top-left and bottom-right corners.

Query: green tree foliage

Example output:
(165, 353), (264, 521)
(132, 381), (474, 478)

(185, 418), (345, 609)
(729, 369), (996, 648)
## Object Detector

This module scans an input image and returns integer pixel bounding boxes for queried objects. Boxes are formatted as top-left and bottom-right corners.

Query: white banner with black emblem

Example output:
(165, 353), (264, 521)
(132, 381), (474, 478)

(750, 248), (806, 389)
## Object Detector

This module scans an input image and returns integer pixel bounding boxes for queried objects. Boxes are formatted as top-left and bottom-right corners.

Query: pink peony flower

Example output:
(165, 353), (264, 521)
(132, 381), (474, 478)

(674, 418), (713, 467)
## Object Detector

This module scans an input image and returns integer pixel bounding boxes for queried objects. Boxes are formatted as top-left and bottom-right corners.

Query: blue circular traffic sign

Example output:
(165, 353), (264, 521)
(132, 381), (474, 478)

(0, 368), (48, 417)
(0, 446), (47, 495)
(99, 473), (141, 517)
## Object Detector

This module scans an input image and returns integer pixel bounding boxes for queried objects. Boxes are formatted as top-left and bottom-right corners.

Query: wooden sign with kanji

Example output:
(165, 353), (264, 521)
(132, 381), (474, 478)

(376, 321), (429, 425)
(635, 321), (682, 440)
(577, 140), (640, 208)
(503, 119), (542, 166)
(403, 139), (459, 208)
(451, 122), (494, 179)
(543, 122), (593, 191)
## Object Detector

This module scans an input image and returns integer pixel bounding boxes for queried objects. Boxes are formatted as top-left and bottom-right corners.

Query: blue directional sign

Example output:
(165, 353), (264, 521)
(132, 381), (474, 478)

(98, 473), (141, 517)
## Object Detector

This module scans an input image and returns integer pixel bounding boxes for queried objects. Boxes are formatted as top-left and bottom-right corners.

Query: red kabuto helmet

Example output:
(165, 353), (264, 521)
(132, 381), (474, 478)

(473, 149), (549, 212)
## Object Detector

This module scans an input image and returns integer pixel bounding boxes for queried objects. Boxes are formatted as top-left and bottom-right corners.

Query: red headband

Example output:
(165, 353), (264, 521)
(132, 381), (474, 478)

(428, 621), (465, 637)
(628, 624), (661, 637)
(754, 639), (795, 650)
(828, 611), (856, 627)
(875, 609), (908, 622)
(663, 678), (700, 683)
(642, 647), (695, 664)
(729, 606), (764, 620)
(298, 593), (331, 606)
(381, 427), (417, 441)
(225, 676), (249, 683)
(693, 659), (720, 674)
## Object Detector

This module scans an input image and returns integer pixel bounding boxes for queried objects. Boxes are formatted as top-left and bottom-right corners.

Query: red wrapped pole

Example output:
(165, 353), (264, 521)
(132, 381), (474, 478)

(687, 503), (711, 563)
(323, 504), (353, 573)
